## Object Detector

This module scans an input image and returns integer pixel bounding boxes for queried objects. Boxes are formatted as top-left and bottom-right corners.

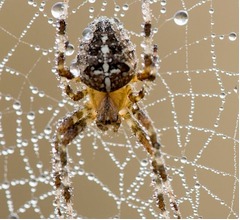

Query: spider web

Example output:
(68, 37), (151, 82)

(0, 0), (238, 218)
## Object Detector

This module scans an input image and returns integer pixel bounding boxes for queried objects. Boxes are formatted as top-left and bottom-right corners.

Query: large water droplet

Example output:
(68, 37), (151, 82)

(44, 126), (52, 135)
(70, 61), (80, 77)
(27, 111), (35, 120)
(122, 4), (129, 11)
(66, 43), (74, 56)
(82, 28), (93, 40)
(228, 32), (237, 41)
(51, 2), (67, 19)
(174, 10), (189, 26)
(13, 101), (21, 110)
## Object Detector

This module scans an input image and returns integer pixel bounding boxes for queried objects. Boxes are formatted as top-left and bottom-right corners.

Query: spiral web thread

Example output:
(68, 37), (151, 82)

(0, 0), (238, 218)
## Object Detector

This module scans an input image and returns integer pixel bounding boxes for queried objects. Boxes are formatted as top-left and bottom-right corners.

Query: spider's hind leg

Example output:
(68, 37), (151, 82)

(122, 108), (181, 218)
(53, 107), (94, 218)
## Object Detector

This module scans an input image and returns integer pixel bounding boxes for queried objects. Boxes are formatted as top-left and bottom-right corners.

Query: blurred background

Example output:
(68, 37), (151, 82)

(0, 0), (238, 218)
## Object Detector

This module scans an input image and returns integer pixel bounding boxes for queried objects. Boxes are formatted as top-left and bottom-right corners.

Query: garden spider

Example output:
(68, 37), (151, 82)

(52, 0), (181, 218)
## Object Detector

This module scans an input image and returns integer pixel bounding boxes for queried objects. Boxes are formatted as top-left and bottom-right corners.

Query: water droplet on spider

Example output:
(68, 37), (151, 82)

(70, 62), (80, 76)
(82, 28), (93, 40)
(228, 32), (237, 41)
(29, 178), (38, 187)
(174, 10), (189, 26)
(65, 43), (74, 56)
(13, 101), (21, 110)
(27, 111), (35, 120)
(51, 2), (67, 19)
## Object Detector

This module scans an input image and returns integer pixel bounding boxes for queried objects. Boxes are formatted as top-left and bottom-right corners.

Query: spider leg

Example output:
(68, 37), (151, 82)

(55, 16), (87, 102)
(122, 111), (168, 218)
(53, 106), (94, 218)
(133, 105), (181, 218)
(122, 109), (181, 219)
(56, 19), (75, 80)
(138, 0), (159, 81)
(65, 85), (88, 101)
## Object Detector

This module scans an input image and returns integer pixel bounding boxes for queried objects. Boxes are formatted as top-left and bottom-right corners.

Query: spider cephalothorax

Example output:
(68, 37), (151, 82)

(52, 1), (181, 218)
(72, 16), (137, 93)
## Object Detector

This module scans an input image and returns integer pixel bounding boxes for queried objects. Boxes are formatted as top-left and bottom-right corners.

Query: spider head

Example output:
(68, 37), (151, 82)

(72, 16), (137, 93)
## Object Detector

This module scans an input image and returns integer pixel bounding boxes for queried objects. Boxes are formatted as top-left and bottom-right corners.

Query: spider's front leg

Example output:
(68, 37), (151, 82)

(138, 0), (159, 82)
(56, 18), (87, 102)
(53, 106), (94, 218)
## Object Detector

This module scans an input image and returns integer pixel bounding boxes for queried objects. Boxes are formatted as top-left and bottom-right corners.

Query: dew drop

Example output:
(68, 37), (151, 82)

(29, 178), (38, 187)
(140, 159), (148, 167)
(8, 213), (19, 219)
(27, 111), (35, 120)
(2, 181), (10, 189)
(228, 32), (237, 41)
(44, 126), (52, 135)
(114, 5), (121, 12)
(194, 182), (201, 189)
(82, 28), (93, 40)
(87, 173), (95, 181)
(161, 0), (166, 6)
(180, 156), (187, 164)
(65, 43), (74, 56)
(220, 92), (226, 99)
(34, 45), (40, 51)
(209, 8), (214, 14)
(28, 0), (34, 5)
(51, 2), (67, 19)
(13, 101), (21, 110)
(161, 8), (166, 14)
(174, 10), (189, 26)
(70, 62), (80, 77)
(89, 0), (96, 3)
(122, 4), (129, 11)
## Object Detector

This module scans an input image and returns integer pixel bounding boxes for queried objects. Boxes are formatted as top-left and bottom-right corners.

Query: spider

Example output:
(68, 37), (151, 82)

(52, 0), (181, 218)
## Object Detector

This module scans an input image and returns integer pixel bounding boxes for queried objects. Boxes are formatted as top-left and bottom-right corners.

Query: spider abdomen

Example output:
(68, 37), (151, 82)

(74, 17), (137, 92)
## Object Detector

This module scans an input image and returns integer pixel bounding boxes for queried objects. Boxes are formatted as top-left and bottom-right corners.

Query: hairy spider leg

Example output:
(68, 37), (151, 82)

(56, 19), (87, 102)
(137, 0), (158, 82)
(122, 110), (169, 218)
(131, 104), (182, 219)
(53, 106), (93, 218)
